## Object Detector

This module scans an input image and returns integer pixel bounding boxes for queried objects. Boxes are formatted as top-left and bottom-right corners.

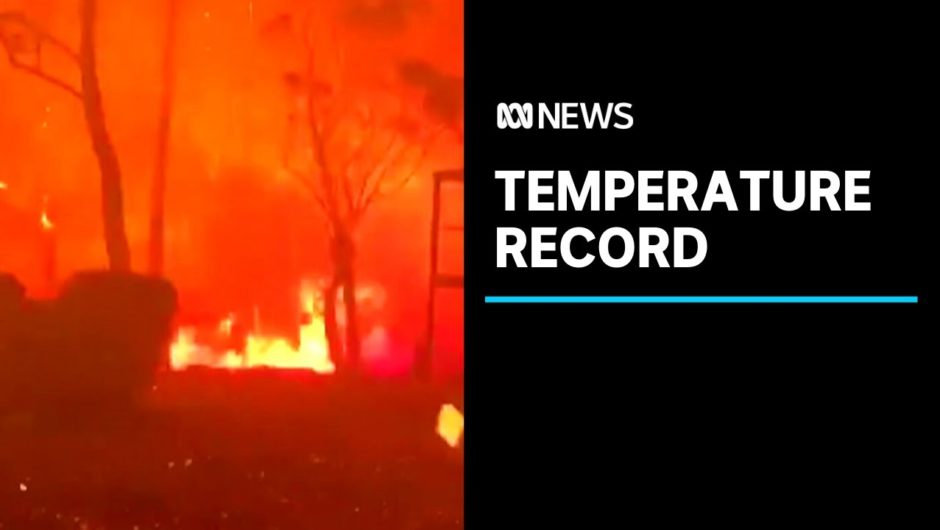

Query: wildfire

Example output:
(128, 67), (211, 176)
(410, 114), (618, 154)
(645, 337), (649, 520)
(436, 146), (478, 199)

(171, 282), (336, 373)
(436, 404), (464, 448)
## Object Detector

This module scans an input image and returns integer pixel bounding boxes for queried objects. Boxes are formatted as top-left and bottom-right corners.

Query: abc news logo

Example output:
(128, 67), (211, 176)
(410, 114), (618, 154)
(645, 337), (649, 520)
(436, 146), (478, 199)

(496, 102), (633, 130)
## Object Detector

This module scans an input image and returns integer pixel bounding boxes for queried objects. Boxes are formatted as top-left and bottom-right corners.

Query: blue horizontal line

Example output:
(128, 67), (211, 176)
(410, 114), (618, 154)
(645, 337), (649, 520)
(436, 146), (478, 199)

(485, 296), (918, 304)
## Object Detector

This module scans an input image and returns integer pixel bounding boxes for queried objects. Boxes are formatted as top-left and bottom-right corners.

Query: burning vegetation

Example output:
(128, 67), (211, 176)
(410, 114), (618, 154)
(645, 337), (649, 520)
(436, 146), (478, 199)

(1, 1), (463, 527)
(0, 0), (464, 376)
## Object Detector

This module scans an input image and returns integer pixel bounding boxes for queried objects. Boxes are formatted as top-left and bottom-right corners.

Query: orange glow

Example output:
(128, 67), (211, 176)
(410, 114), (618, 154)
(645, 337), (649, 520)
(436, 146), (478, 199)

(436, 404), (463, 448)
(1, 0), (464, 377)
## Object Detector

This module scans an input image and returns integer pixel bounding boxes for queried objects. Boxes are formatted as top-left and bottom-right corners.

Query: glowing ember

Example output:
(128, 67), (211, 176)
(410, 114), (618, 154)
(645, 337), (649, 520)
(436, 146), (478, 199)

(218, 313), (235, 336)
(40, 196), (54, 231)
(436, 404), (464, 448)
(40, 212), (54, 231)
(0, 181), (7, 190)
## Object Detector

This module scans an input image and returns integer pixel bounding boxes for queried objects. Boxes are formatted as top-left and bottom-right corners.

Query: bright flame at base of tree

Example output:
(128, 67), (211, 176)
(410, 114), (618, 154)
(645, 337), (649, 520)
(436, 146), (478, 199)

(171, 282), (336, 374)
(436, 404), (464, 448)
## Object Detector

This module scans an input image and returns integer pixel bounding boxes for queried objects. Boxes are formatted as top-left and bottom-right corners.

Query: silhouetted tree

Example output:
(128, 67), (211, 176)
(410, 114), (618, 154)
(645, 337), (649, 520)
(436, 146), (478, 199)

(399, 59), (463, 142)
(149, 0), (179, 276)
(0, 1), (131, 271)
(270, 13), (444, 372)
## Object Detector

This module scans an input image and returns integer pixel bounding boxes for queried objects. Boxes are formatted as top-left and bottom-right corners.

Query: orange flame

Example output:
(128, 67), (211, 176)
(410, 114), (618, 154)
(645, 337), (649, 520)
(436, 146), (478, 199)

(170, 281), (336, 373)
(436, 404), (464, 448)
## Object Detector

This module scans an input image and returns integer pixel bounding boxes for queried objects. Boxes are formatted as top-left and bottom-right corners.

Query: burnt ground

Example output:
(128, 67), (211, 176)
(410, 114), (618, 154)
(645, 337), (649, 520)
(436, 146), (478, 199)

(0, 370), (464, 530)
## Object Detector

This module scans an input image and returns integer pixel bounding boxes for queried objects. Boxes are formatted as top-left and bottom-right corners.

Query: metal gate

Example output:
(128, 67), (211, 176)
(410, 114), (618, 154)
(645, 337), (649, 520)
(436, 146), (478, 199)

(418, 169), (463, 379)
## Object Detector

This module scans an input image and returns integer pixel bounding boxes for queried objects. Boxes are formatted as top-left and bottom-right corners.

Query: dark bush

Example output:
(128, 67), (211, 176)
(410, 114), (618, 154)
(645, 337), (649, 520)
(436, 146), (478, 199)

(0, 273), (26, 367)
(0, 271), (178, 413)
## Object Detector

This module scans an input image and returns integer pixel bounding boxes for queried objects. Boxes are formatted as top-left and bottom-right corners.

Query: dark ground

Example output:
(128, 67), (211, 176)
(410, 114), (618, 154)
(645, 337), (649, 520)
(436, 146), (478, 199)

(0, 370), (463, 529)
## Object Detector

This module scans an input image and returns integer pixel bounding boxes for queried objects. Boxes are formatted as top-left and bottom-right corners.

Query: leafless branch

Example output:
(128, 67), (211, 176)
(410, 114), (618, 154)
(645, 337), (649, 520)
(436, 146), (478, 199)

(0, 11), (80, 62)
(359, 145), (423, 215)
(353, 154), (408, 223)
(285, 165), (329, 216)
(353, 131), (399, 209)
(3, 52), (82, 98)
(355, 124), (444, 220)
(299, 11), (316, 58)
(280, 122), (332, 220)
(0, 10), (82, 99)
(340, 156), (354, 213)
(321, 99), (355, 146)
(304, 56), (338, 204)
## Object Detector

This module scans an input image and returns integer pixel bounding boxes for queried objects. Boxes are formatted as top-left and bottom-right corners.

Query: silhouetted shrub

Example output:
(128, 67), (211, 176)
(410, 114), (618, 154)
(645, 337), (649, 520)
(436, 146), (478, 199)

(0, 271), (178, 413)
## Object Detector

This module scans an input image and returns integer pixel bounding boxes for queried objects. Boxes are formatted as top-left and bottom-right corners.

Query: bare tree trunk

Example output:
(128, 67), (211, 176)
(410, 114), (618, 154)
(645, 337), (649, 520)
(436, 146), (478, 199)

(341, 254), (360, 371)
(149, 0), (178, 276)
(329, 229), (360, 373)
(79, 0), (130, 271)
(323, 275), (343, 369)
